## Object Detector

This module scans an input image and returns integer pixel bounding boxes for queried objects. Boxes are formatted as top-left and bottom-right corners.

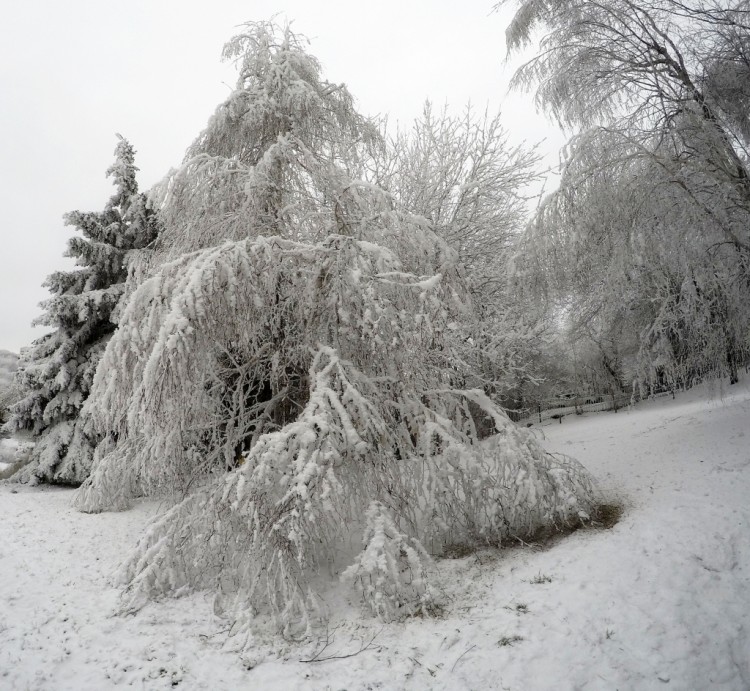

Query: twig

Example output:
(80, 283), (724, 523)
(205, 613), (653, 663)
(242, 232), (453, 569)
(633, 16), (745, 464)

(451, 644), (477, 672)
(300, 628), (382, 663)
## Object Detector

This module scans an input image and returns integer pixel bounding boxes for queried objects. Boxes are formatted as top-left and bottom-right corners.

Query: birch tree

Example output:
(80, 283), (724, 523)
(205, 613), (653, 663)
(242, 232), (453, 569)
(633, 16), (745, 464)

(500, 0), (750, 386)
(516, 128), (749, 388)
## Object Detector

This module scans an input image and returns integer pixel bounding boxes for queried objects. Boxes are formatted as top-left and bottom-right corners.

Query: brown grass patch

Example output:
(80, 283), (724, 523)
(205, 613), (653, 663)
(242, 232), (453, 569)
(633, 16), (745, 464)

(589, 502), (624, 529)
(435, 501), (624, 562)
(441, 543), (478, 559)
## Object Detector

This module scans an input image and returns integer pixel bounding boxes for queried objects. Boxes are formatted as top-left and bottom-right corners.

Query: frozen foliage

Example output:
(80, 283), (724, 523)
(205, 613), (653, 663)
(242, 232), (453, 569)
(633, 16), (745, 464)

(518, 129), (750, 390)
(378, 103), (538, 307)
(77, 233), (465, 506)
(77, 21), (596, 639)
(78, 232), (595, 635)
(5, 136), (160, 484)
(342, 501), (433, 621)
(143, 20), (381, 272)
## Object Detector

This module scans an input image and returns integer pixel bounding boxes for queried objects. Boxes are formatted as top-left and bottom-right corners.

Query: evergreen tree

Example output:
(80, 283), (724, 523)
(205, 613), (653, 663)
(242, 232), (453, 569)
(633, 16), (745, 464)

(6, 136), (160, 484)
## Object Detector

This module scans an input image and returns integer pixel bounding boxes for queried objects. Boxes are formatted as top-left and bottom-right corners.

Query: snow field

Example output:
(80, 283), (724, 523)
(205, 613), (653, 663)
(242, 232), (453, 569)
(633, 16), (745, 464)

(1, 381), (749, 690)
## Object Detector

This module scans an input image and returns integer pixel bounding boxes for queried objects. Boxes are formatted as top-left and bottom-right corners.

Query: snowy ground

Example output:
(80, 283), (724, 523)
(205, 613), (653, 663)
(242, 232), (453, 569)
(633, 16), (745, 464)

(1, 381), (749, 690)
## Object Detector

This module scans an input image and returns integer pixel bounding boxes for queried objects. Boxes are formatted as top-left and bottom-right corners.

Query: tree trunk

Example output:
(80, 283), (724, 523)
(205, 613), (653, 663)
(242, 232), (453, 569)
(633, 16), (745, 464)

(727, 343), (739, 385)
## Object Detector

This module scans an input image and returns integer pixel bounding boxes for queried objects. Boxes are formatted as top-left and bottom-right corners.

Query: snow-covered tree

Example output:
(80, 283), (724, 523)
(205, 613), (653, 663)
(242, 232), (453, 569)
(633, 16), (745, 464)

(76, 21), (596, 640)
(142, 23), (381, 269)
(499, 0), (750, 246)
(374, 103), (548, 409)
(377, 103), (538, 305)
(703, 9), (750, 148)
(516, 128), (750, 390)
(501, 0), (750, 387)
(5, 136), (160, 484)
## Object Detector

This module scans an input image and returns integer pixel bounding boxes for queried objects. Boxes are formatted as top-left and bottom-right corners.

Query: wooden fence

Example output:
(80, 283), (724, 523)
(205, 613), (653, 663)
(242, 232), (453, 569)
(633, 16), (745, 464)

(507, 393), (634, 425)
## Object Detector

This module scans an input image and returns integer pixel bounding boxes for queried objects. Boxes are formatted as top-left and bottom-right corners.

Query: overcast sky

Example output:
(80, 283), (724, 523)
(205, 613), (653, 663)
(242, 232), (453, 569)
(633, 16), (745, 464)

(0, 0), (561, 354)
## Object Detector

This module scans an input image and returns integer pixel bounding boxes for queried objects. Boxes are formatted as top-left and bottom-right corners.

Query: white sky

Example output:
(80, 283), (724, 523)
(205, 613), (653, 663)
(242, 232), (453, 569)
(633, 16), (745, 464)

(0, 0), (562, 353)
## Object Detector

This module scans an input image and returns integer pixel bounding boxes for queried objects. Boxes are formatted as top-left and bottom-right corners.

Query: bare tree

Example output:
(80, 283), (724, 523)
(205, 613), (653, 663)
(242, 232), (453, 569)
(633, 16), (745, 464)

(374, 103), (549, 407)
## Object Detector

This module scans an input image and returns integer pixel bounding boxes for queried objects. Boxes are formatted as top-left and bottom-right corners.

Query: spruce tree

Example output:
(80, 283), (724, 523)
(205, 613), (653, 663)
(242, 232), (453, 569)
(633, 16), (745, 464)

(6, 136), (159, 484)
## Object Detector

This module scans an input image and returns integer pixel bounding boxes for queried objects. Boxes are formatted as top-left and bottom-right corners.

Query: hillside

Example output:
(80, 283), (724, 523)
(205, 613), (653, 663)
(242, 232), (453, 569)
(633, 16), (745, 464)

(1, 381), (749, 690)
